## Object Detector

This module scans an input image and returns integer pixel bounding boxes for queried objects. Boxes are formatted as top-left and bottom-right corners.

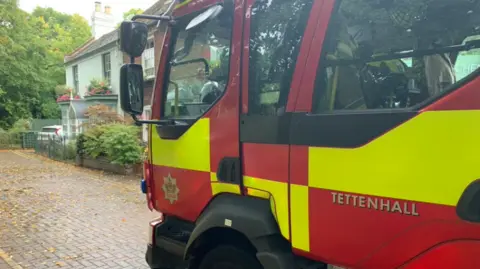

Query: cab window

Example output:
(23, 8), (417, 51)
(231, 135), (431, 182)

(313, 0), (480, 112)
(248, 0), (314, 116)
(162, 2), (233, 119)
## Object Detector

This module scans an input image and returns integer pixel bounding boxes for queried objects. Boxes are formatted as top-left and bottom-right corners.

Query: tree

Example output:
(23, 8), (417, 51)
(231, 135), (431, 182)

(123, 8), (144, 21)
(0, 0), (91, 129)
(31, 7), (92, 85)
(117, 8), (144, 27)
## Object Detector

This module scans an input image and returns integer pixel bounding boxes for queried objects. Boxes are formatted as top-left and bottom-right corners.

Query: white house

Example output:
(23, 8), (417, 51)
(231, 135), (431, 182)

(60, 1), (167, 141)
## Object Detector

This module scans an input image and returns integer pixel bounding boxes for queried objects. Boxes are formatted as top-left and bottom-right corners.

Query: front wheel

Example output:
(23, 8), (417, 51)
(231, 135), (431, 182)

(197, 245), (263, 269)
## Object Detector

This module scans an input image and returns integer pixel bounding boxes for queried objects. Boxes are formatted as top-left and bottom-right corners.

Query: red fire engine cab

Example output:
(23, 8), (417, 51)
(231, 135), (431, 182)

(119, 0), (480, 268)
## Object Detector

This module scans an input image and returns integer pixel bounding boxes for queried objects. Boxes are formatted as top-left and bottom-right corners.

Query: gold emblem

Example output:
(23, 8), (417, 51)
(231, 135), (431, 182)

(162, 173), (180, 204)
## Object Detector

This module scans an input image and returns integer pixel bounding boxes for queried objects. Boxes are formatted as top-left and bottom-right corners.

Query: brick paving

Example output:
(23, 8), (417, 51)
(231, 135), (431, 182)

(0, 151), (158, 269)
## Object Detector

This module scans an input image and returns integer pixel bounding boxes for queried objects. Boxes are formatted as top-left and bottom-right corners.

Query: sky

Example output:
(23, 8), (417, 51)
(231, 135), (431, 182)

(19, 0), (159, 25)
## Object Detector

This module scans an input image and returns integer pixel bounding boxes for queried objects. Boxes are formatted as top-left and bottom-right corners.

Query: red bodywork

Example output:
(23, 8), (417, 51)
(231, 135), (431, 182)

(149, 0), (244, 222)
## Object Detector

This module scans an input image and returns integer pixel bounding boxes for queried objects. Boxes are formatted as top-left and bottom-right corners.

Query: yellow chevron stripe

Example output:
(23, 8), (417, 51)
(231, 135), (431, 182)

(151, 118), (210, 172)
(309, 110), (480, 206)
(290, 184), (310, 252)
(210, 172), (241, 196)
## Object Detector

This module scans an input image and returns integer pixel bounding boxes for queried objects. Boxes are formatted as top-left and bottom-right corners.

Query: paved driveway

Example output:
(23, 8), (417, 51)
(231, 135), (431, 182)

(0, 151), (157, 269)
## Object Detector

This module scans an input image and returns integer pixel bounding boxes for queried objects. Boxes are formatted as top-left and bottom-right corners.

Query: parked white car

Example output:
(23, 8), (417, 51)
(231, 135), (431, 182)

(37, 125), (64, 142)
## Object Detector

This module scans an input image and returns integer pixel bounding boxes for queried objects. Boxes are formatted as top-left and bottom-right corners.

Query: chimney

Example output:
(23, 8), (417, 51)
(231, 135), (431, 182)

(91, 1), (115, 39)
(94, 1), (101, 12)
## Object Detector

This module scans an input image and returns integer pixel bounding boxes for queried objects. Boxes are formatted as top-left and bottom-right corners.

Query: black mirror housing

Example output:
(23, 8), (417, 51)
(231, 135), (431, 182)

(120, 21), (148, 58)
(120, 64), (144, 115)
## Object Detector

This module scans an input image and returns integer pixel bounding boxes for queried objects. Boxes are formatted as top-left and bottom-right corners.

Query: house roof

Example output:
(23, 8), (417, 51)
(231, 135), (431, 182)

(64, 30), (119, 64)
(64, 0), (168, 64)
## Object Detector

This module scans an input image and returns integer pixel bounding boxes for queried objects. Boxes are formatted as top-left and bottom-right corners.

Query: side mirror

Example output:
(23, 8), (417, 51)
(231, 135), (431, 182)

(120, 64), (144, 115)
(120, 21), (148, 58)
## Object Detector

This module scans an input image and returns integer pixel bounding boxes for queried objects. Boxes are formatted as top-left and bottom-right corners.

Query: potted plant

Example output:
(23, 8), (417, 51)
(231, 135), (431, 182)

(84, 79), (118, 107)
(85, 78), (113, 96)
(56, 85), (81, 103)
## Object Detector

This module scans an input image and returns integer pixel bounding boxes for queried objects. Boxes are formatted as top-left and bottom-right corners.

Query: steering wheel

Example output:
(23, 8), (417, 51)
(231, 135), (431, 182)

(360, 63), (409, 109)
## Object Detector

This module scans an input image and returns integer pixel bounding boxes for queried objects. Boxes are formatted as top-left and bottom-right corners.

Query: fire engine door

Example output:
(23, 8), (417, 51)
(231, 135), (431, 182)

(239, 0), (320, 243)
(149, 0), (245, 222)
(287, 0), (480, 268)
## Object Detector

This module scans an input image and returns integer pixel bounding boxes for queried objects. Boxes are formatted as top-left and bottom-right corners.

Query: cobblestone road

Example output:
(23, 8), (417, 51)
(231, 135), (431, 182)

(0, 151), (158, 269)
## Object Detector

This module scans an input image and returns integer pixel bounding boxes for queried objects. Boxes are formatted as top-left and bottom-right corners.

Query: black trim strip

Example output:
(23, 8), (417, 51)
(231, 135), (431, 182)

(240, 110), (417, 148)
(240, 114), (291, 144)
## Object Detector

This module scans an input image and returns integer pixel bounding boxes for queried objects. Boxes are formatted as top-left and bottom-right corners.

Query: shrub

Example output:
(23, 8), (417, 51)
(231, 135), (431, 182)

(0, 119), (31, 148)
(83, 104), (123, 128)
(76, 133), (86, 156)
(102, 124), (143, 166)
(65, 140), (76, 160)
(10, 119), (31, 133)
(82, 124), (143, 166)
(83, 125), (107, 159)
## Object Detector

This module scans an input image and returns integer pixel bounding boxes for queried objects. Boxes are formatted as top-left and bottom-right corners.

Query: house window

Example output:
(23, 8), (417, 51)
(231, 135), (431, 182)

(102, 53), (111, 84)
(72, 65), (79, 92)
(143, 39), (155, 78)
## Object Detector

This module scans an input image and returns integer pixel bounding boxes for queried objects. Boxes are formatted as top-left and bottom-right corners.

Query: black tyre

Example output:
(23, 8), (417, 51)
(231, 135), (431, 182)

(197, 245), (263, 269)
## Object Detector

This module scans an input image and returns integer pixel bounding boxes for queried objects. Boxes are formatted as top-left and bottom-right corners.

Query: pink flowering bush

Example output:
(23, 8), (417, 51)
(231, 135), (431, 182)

(86, 78), (112, 96)
(56, 86), (81, 102)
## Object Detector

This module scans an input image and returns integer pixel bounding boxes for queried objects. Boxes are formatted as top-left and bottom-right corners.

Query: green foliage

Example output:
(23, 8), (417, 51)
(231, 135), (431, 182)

(86, 78), (112, 95)
(65, 140), (77, 160)
(83, 124), (143, 166)
(118, 8), (144, 27)
(123, 8), (144, 21)
(0, 118), (31, 148)
(102, 125), (143, 165)
(9, 119), (32, 133)
(84, 125), (107, 159)
(76, 133), (86, 156)
(0, 0), (91, 129)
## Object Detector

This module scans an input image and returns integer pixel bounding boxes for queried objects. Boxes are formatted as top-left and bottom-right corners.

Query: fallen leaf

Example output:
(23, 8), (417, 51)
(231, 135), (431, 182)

(47, 247), (56, 253)
(55, 261), (65, 267)
(121, 218), (126, 222)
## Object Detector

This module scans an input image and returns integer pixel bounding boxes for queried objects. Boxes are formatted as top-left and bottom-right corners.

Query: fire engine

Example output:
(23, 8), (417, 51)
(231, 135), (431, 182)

(119, 0), (480, 268)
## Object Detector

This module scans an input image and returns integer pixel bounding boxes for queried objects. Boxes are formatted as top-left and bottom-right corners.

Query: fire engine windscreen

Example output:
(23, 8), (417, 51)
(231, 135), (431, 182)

(313, 0), (480, 112)
(163, 1), (234, 118)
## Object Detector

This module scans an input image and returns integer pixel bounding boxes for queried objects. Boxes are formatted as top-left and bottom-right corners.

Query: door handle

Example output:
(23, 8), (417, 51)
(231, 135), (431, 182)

(216, 157), (242, 186)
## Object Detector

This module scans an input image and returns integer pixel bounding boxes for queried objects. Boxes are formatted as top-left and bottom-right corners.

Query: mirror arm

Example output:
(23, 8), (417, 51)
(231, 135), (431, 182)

(131, 114), (174, 126)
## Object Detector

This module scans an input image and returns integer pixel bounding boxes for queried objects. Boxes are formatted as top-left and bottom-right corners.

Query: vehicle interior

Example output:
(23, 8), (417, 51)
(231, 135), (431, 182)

(163, 1), (234, 119)
(313, 0), (480, 112)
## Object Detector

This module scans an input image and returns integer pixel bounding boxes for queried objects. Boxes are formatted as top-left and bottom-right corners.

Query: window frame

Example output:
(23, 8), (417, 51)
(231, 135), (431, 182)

(310, 0), (480, 115)
(102, 52), (111, 85)
(72, 65), (79, 92)
(159, 2), (235, 120)
(246, 0), (315, 116)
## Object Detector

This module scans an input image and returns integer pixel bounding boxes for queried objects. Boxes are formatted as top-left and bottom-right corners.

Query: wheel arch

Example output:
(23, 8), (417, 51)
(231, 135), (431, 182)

(184, 193), (282, 260)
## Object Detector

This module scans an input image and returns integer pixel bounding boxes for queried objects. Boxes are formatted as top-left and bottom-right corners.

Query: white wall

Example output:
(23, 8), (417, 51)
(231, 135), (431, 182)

(65, 45), (124, 114)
